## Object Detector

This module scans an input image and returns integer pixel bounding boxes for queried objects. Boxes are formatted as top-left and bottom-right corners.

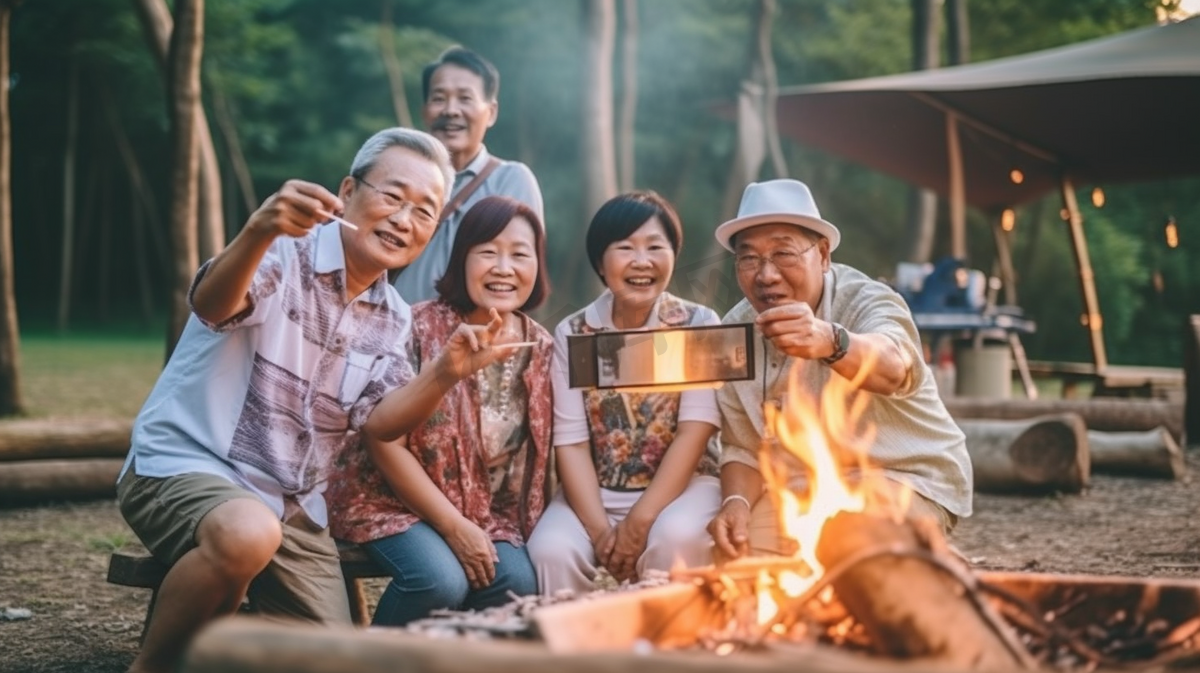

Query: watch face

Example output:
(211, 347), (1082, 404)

(836, 324), (850, 352)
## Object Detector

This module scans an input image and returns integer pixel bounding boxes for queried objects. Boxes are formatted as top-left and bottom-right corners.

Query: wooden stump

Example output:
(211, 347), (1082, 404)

(958, 414), (1089, 494)
(1088, 427), (1184, 479)
(945, 397), (1182, 444)
(814, 511), (1035, 671)
(0, 418), (131, 461)
(0, 458), (122, 506)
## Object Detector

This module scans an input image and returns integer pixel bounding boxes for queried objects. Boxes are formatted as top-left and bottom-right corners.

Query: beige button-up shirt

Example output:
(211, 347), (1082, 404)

(717, 263), (973, 517)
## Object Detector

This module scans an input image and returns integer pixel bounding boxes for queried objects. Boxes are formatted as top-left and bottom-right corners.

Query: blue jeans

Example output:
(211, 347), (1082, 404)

(364, 521), (538, 626)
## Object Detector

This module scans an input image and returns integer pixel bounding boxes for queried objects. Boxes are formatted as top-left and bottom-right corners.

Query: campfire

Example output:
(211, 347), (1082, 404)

(531, 365), (1200, 671)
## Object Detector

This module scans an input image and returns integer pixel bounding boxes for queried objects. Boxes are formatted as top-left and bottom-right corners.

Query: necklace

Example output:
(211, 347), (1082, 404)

(475, 354), (519, 415)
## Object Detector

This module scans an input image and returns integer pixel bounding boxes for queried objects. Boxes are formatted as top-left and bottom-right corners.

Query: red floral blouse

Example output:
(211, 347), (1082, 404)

(327, 300), (553, 546)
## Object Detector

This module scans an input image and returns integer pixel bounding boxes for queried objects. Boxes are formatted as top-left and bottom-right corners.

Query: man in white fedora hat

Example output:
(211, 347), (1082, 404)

(706, 179), (972, 560)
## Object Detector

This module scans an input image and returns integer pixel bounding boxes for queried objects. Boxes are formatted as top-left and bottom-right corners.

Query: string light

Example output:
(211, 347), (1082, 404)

(1009, 169), (1024, 184)
(1165, 216), (1179, 249)
(1001, 208), (1015, 232)
(1091, 187), (1105, 208)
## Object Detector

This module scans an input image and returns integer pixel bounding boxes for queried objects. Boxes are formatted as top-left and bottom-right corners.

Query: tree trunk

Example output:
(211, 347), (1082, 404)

(97, 164), (113, 322)
(1089, 427), (1184, 479)
(945, 397), (1183, 444)
(100, 79), (169, 264)
(378, 0), (414, 128)
(905, 0), (940, 264)
(57, 60), (80, 332)
(130, 179), (156, 326)
(581, 0), (618, 221)
(164, 0), (205, 357)
(133, 0), (224, 265)
(0, 1), (23, 417)
(616, 0), (637, 192)
(756, 0), (787, 179)
(0, 458), (124, 506)
(958, 414), (1089, 494)
(211, 86), (258, 215)
(946, 0), (970, 66)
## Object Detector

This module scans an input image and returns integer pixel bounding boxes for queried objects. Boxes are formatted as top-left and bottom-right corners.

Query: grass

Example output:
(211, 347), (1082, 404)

(10, 330), (164, 421)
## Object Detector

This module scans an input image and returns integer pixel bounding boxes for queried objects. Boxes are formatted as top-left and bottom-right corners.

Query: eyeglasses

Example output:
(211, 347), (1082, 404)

(734, 241), (819, 274)
(356, 177), (439, 228)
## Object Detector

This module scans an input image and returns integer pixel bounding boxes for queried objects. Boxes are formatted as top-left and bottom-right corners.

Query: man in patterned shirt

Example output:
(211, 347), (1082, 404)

(116, 128), (488, 673)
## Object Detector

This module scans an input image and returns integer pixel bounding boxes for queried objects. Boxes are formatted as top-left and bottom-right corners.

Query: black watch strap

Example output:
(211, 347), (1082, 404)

(820, 322), (849, 365)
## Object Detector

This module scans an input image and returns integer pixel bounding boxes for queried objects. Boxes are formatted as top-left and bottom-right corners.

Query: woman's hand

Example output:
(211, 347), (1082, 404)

(436, 307), (520, 384)
(443, 516), (498, 590)
(602, 516), (652, 583)
(708, 498), (752, 561)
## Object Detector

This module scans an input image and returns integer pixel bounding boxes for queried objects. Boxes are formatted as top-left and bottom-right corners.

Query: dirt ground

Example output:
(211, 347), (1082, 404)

(2, 457), (1198, 673)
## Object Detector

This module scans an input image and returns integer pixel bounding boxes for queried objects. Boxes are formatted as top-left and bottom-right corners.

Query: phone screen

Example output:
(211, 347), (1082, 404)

(567, 323), (754, 390)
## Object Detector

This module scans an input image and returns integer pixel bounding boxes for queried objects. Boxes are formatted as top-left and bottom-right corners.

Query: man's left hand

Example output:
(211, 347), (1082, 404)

(756, 303), (835, 360)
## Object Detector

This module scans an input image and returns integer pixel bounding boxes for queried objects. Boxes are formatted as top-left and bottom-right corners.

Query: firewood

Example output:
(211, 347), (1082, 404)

(0, 418), (131, 461)
(958, 414), (1089, 494)
(0, 458), (122, 506)
(945, 397), (1182, 443)
(1088, 427), (1184, 479)
(814, 511), (1037, 671)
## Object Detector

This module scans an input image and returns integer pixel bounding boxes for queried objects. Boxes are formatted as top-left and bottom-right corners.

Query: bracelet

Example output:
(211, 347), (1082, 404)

(721, 494), (752, 510)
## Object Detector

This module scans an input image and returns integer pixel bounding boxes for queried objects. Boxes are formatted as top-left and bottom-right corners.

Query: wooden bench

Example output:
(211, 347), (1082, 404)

(106, 543), (387, 639)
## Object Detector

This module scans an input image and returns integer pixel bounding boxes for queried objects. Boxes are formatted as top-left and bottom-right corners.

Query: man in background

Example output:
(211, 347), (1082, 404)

(393, 46), (544, 302)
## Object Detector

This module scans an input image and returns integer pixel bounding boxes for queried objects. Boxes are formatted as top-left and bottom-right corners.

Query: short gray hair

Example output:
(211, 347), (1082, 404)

(349, 128), (454, 202)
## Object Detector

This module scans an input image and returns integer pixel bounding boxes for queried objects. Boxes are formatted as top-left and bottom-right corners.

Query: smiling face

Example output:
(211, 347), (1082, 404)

(734, 223), (830, 313)
(463, 216), (539, 323)
(338, 145), (446, 279)
(422, 64), (497, 170)
(601, 215), (676, 320)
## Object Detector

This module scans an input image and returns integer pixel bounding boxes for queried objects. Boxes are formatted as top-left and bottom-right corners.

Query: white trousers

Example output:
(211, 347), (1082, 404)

(527, 476), (720, 595)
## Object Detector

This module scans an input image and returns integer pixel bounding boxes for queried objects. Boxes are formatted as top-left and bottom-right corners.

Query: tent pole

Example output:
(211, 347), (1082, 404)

(946, 113), (966, 259)
(1059, 176), (1108, 372)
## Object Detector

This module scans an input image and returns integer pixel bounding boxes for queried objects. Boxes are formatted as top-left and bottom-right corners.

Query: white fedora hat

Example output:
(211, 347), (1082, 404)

(714, 179), (841, 253)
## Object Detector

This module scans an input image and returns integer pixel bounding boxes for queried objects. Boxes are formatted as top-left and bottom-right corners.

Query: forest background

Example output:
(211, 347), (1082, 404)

(4, 0), (1198, 389)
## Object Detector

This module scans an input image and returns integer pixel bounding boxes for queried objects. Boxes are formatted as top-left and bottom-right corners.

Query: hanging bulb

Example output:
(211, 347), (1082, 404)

(1001, 209), (1015, 232)
(1009, 169), (1024, 184)
(1091, 187), (1105, 208)
(1165, 216), (1179, 249)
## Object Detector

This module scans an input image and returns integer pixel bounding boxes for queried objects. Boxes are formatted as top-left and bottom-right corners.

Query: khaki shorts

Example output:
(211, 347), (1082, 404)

(117, 469), (351, 625)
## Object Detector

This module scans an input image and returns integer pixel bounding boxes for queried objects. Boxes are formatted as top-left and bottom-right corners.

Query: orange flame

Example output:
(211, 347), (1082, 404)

(755, 349), (900, 615)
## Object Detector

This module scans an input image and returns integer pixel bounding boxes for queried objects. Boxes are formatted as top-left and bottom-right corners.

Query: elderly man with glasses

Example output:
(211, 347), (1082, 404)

(706, 179), (973, 562)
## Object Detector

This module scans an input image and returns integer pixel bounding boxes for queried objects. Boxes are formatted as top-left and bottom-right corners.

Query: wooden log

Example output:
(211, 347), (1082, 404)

(0, 418), (131, 461)
(0, 458), (122, 506)
(181, 615), (946, 673)
(532, 583), (708, 653)
(945, 397), (1182, 444)
(958, 414), (1089, 494)
(1088, 427), (1184, 479)
(814, 511), (1035, 671)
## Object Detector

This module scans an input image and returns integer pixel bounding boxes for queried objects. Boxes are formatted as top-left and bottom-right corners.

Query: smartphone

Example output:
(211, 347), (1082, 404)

(567, 323), (755, 391)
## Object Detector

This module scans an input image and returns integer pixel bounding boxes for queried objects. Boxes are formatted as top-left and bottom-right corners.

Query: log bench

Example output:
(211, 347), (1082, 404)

(106, 543), (387, 639)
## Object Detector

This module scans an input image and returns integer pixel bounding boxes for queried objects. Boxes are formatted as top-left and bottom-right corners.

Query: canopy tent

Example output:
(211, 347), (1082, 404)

(765, 17), (1200, 372)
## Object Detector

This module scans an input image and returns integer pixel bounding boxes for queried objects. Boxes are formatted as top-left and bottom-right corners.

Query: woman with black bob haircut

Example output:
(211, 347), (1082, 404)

(527, 191), (722, 593)
(328, 195), (555, 625)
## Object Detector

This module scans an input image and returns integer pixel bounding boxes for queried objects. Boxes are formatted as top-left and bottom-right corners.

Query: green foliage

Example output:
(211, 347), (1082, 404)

(6, 0), (1196, 369)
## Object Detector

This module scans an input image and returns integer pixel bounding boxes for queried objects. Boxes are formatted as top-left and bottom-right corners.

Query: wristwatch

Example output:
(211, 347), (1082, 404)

(820, 322), (850, 365)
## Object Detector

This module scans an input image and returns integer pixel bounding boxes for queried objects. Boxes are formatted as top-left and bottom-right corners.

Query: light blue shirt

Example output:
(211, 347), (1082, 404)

(120, 224), (414, 527)
(393, 146), (544, 303)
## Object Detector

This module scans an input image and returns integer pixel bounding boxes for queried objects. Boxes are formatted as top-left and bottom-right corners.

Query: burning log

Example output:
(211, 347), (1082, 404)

(1088, 427), (1184, 479)
(945, 397), (1183, 444)
(0, 458), (122, 506)
(814, 511), (1036, 671)
(0, 418), (131, 461)
(958, 414), (1089, 494)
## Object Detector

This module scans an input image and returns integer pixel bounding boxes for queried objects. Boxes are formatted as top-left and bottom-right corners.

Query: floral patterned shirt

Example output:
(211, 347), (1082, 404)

(551, 291), (721, 491)
(327, 300), (554, 545)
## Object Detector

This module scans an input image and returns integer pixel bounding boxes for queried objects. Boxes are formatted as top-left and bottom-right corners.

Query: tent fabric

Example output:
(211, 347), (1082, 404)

(770, 17), (1200, 208)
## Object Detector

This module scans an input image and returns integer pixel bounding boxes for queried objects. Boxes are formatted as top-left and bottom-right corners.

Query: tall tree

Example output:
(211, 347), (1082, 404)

(164, 0), (204, 356)
(616, 0), (637, 192)
(946, 0), (970, 65)
(133, 0), (224, 263)
(581, 0), (618, 220)
(57, 60), (79, 331)
(906, 0), (940, 263)
(0, 0), (23, 416)
(756, 0), (787, 180)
